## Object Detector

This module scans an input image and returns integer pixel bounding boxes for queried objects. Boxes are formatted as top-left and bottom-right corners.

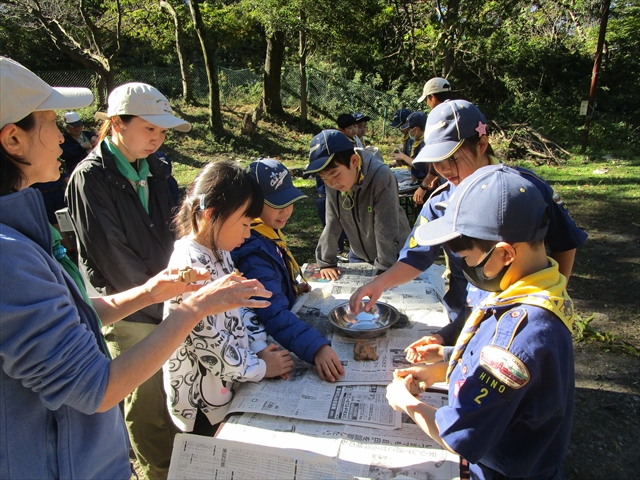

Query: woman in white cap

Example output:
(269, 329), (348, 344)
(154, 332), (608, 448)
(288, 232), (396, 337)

(65, 82), (193, 479)
(0, 58), (272, 479)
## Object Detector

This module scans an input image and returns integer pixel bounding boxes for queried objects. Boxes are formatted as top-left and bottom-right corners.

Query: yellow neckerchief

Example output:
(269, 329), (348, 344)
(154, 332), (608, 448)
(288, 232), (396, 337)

(446, 259), (573, 382)
(252, 219), (302, 296)
(341, 153), (365, 210)
(410, 132), (424, 158)
(401, 131), (410, 154)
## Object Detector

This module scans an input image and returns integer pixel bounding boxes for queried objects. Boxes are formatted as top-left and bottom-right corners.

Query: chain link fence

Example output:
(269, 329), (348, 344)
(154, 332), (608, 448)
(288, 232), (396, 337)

(37, 66), (413, 130)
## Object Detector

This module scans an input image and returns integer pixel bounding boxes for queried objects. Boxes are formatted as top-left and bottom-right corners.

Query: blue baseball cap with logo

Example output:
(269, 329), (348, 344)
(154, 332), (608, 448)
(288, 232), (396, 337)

(303, 129), (354, 178)
(248, 158), (307, 209)
(390, 108), (412, 128)
(413, 100), (487, 163)
(414, 164), (549, 246)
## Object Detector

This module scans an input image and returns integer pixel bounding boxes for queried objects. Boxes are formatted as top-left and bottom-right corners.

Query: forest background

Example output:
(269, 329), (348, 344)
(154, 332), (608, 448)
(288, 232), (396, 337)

(1, 0), (639, 478)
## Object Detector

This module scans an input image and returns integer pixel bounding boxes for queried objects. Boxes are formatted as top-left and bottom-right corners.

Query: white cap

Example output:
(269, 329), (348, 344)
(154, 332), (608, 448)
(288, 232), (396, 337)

(95, 82), (191, 132)
(1, 57), (93, 129)
(417, 77), (452, 103)
(64, 111), (82, 126)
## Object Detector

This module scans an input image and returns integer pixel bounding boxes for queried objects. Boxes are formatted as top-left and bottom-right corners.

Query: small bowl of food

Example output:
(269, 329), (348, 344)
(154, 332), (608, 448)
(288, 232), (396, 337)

(328, 301), (400, 339)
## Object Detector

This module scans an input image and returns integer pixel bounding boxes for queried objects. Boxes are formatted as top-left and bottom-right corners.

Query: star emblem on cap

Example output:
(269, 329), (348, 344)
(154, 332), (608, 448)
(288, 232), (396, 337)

(475, 121), (487, 136)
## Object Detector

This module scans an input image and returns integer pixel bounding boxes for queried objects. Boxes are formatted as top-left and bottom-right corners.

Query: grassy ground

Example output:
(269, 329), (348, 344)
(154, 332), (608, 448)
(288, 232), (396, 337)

(135, 100), (639, 479)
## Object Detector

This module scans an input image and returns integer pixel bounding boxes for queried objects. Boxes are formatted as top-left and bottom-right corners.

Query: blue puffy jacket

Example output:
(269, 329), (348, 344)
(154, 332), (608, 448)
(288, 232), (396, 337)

(231, 231), (330, 364)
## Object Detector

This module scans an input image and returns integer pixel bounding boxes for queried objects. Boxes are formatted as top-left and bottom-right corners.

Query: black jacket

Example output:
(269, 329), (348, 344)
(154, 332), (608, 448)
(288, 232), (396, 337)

(66, 141), (176, 324)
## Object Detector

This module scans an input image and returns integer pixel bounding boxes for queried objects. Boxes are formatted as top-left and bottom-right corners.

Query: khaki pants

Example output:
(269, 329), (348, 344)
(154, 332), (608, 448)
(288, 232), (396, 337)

(103, 321), (180, 480)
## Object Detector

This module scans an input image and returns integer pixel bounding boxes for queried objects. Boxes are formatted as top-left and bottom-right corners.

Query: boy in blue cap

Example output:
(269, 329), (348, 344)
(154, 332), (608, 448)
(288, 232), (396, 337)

(232, 159), (345, 382)
(350, 100), (586, 349)
(304, 130), (411, 280)
(386, 164), (575, 480)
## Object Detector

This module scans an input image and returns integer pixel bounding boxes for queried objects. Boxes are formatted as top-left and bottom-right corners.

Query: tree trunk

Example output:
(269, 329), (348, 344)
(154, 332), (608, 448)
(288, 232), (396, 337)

(188, 0), (223, 131)
(299, 10), (308, 126)
(263, 30), (286, 116)
(159, 0), (194, 103)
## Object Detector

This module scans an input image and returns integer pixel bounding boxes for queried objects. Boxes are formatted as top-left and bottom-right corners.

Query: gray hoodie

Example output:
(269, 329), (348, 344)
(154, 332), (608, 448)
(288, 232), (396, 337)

(316, 147), (411, 272)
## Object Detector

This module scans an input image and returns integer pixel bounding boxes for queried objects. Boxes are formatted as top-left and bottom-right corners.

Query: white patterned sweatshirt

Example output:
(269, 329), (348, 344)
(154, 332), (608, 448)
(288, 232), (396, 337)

(162, 237), (268, 431)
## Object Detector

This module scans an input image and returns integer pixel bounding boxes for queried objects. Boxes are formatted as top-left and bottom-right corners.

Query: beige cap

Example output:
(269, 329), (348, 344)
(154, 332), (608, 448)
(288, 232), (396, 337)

(417, 77), (452, 103)
(0, 57), (93, 129)
(95, 82), (191, 132)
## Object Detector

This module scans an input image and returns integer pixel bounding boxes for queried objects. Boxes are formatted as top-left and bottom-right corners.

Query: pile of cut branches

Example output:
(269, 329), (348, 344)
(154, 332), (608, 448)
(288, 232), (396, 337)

(490, 121), (573, 165)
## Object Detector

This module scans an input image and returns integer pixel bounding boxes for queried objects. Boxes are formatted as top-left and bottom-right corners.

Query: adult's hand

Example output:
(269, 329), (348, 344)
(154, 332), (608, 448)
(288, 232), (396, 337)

(183, 274), (272, 316)
(143, 267), (211, 304)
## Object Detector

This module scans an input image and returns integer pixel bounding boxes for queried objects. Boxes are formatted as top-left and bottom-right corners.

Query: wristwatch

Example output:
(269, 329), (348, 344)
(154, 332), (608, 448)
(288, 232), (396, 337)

(418, 183), (428, 190)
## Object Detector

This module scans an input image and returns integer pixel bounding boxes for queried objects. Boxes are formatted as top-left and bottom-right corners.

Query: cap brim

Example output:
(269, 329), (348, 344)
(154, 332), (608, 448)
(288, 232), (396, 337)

(38, 87), (93, 112)
(303, 155), (334, 177)
(66, 121), (83, 127)
(138, 114), (191, 132)
(264, 186), (307, 209)
(417, 93), (427, 103)
(413, 218), (462, 247)
(390, 119), (401, 127)
(356, 116), (371, 123)
(399, 120), (410, 130)
(412, 139), (463, 163)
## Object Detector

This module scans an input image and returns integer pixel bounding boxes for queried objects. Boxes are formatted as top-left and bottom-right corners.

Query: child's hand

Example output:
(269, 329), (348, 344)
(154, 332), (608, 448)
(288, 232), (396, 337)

(393, 363), (446, 388)
(386, 373), (421, 412)
(143, 267), (210, 304)
(320, 267), (341, 281)
(314, 345), (345, 382)
(297, 281), (312, 294)
(406, 344), (445, 364)
(258, 344), (294, 379)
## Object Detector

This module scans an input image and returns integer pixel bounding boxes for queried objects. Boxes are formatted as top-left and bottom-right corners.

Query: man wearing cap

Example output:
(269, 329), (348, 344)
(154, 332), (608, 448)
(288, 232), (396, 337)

(350, 100), (586, 350)
(60, 111), (97, 173)
(304, 130), (410, 280)
(387, 164), (575, 480)
(232, 159), (345, 382)
(417, 77), (454, 111)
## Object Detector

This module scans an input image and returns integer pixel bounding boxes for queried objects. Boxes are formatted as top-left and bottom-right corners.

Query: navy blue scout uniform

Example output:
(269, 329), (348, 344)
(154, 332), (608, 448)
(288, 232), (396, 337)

(399, 162), (587, 345)
(412, 165), (576, 480)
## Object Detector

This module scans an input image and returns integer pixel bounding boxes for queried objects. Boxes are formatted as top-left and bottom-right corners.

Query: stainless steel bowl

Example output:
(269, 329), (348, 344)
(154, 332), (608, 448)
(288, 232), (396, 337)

(328, 301), (400, 339)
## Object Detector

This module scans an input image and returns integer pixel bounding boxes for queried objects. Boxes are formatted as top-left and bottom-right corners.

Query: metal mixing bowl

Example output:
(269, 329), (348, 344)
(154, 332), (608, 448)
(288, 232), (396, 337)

(328, 301), (400, 339)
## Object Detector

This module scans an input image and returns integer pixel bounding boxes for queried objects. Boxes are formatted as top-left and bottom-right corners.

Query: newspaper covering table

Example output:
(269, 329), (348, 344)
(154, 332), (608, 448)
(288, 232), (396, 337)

(169, 391), (461, 480)
(168, 262), (462, 479)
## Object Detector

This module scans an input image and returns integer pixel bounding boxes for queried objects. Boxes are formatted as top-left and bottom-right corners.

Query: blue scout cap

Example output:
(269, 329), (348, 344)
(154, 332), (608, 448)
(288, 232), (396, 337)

(353, 112), (371, 123)
(414, 164), (549, 246)
(304, 129), (354, 177)
(248, 158), (307, 209)
(413, 100), (487, 163)
(390, 108), (412, 127)
(400, 111), (428, 130)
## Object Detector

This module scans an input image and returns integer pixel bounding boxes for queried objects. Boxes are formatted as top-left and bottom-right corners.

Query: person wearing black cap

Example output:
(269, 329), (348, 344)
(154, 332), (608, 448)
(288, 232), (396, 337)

(387, 164), (576, 480)
(336, 113), (363, 148)
(232, 159), (345, 382)
(304, 130), (411, 280)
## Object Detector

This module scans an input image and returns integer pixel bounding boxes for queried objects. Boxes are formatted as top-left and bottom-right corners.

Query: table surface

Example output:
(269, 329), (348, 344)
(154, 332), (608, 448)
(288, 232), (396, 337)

(168, 263), (466, 480)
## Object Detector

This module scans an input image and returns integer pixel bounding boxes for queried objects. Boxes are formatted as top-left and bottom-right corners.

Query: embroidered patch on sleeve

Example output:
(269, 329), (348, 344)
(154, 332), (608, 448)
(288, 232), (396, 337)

(479, 345), (530, 389)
